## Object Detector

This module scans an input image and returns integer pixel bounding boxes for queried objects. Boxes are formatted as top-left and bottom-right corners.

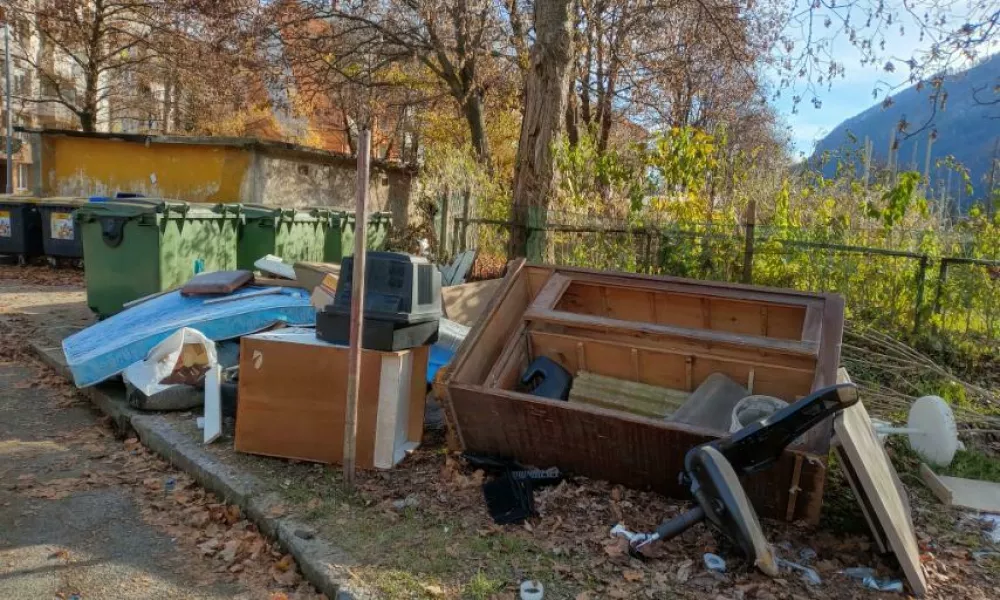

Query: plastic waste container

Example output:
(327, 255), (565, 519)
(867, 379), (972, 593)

(0, 195), (43, 264)
(36, 197), (89, 263)
(75, 198), (241, 316)
(323, 211), (392, 263)
(237, 205), (326, 270)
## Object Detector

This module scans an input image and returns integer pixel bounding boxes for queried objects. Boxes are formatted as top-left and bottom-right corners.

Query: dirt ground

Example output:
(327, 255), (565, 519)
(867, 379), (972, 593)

(1, 265), (324, 600)
(3, 264), (1000, 599)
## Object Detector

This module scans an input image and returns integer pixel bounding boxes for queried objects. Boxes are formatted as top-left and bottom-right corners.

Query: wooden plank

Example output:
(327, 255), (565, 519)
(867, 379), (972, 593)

(530, 273), (572, 311)
(441, 278), (502, 326)
(449, 382), (827, 523)
(524, 307), (820, 358)
(486, 324), (528, 389)
(548, 266), (826, 306)
(920, 464), (1000, 513)
(802, 305), (822, 342)
(834, 385), (928, 595)
(450, 259), (528, 385)
(531, 323), (819, 373)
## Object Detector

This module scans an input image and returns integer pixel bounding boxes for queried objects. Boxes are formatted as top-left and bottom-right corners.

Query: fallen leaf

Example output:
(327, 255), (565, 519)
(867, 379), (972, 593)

(219, 540), (242, 564)
(675, 559), (693, 583)
(422, 583), (445, 597)
(267, 504), (288, 518)
(622, 568), (643, 582)
(275, 554), (294, 572)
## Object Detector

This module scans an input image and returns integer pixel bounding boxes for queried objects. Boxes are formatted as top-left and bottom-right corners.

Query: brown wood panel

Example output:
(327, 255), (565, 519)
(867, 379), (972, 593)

(651, 291), (704, 328)
(561, 281), (809, 341)
(441, 279), (503, 327)
(448, 384), (825, 523)
(234, 337), (383, 467)
(536, 263), (829, 306)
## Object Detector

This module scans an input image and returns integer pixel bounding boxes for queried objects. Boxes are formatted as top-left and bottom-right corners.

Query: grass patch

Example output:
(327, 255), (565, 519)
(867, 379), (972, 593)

(463, 571), (504, 600)
(939, 449), (1000, 483)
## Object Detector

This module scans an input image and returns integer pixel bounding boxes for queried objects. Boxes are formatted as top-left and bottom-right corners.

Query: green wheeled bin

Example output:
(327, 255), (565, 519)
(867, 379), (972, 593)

(322, 211), (392, 263)
(37, 197), (89, 265)
(75, 199), (241, 316)
(237, 205), (327, 270)
(0, 195), (43, 265)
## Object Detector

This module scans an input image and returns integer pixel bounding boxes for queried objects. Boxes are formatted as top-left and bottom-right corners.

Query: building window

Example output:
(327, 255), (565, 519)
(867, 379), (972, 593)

(16, 164), (29, 191)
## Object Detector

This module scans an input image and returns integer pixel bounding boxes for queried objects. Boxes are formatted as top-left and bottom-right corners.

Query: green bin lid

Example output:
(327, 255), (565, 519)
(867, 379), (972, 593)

(75, 198), (238, 220)
(242, 204), (322, 222)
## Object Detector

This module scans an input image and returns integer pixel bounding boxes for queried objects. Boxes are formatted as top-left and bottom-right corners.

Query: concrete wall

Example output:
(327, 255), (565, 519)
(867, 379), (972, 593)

(255, 153), (412, 221)
(37, 135), (251, 202)
(32, 134), (415, 224)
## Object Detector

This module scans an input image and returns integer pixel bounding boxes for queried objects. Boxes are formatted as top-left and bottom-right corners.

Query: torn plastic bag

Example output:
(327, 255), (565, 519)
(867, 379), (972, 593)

(123, 328), (217, 411)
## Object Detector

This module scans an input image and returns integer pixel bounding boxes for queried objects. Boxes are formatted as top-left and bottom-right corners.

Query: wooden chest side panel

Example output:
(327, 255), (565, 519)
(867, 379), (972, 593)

(449, 384), (826, 522)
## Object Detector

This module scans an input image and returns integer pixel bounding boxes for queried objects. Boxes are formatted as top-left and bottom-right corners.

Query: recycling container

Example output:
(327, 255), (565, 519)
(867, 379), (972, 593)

(37, 197), (89, 261)
(75, 199), (241, 316)
(323, 211), (393, 263)
(0, 195), (43, 264)
(237, 205), (327, 270)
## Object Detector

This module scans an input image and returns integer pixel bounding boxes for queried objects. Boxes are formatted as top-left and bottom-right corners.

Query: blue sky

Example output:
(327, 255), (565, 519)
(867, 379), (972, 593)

(767, 2), (1000, 157)
(771, 7), (926, 157)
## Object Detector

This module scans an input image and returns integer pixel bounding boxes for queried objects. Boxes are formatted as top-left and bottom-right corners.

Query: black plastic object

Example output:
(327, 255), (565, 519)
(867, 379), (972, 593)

(316, 311), (439, 351)
(0, 199), (43, 262)
(483, 472), (535, 525)
(317, 251), (443, 351)
(332, 251), (442, 323)
(517, 356), (572, 401)
(627, 383), (859, 572)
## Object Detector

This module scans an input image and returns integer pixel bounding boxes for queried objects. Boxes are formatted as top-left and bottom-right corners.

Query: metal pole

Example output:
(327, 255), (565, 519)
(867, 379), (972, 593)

(342, 127), (371, 487)
(4, 17), (13, 195)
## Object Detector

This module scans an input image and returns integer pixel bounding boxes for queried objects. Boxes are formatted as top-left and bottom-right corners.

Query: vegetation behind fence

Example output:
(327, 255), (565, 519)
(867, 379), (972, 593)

(448, 214), (1000, 353)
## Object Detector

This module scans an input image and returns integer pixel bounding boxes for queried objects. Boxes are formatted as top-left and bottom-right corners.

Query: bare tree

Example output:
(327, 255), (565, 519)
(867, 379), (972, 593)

(276, 0), (509, 166)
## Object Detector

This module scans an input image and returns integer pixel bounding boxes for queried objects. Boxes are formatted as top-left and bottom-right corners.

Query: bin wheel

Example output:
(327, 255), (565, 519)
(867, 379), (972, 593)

(46, 256), (58, 268)
(17, 255), (27, 267)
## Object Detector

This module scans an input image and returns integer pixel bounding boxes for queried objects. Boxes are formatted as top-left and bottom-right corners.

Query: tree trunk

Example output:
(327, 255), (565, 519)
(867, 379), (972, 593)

(508, 0), (574, 260)
(463, 92), (490, 166)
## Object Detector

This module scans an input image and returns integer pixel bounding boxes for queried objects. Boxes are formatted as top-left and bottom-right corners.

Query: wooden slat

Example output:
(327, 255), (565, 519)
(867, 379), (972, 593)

(833, 368), (928, 596)
(524, 307), (820, 358)
(529, 273), (572, 311)
(450, 259), (528, 385)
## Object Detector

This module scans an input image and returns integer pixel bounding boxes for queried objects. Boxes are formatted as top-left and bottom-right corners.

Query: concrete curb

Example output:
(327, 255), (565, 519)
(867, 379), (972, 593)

(30, 341), (370, 600)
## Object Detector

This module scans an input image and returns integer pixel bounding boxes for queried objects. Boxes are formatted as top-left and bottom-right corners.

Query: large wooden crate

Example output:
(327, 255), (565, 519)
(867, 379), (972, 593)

(441, 261), (844, 523)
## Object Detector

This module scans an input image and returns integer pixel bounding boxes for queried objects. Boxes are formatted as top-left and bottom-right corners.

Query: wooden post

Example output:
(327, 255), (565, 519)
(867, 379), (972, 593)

(742, 199), (756, 284)
(438, 187), (450, 259)
(343, 128), (372, 487)
(459, 186), (472, 253)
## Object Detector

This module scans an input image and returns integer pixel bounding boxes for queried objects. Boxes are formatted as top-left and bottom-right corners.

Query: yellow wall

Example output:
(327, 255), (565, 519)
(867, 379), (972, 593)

(42, 137), (252, 203)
